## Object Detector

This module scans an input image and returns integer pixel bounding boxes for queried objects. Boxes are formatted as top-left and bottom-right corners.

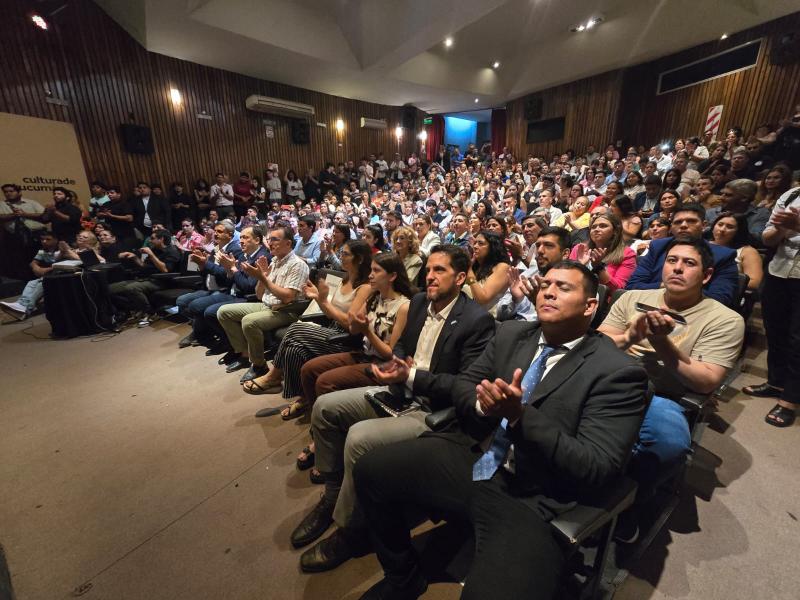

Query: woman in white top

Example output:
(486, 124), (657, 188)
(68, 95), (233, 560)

(392, 226), (424, 283)
(284, 170), (305, 201)
(243, 240), (373, 413)
(464, 231), (511, 317)
(709, 212), (763, 291)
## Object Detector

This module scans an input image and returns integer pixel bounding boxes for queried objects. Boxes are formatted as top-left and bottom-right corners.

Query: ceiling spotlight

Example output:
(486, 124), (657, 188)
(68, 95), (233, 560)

(570, 16), (604, 33)
(418, 130), (428, 141)
(577, 24), (585, 32)
(492, 61), (500, 69)
(444, 37), (453, 48)
(395, 126), (403, 139)
(720, 33), (728, 40)
(31, 14), (48, 30)
(586, 19), (596, 29)
(335, 118), (344, 132)
(474, 98), (479, 103)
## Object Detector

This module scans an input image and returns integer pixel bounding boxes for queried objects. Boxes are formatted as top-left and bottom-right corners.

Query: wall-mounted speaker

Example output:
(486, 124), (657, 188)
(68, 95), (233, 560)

(770, 32), (800, 65)
(402, 106), (416, 131)
(119, 124), (154, 154)
(290, 119), (310, 144)
(524, 96), (543, 121)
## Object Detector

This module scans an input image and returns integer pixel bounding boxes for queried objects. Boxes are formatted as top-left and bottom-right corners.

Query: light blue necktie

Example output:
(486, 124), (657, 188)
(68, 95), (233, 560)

(472, 345), (557, 482)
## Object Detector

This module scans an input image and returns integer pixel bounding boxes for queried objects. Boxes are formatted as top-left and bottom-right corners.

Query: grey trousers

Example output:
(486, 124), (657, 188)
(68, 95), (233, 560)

(311, 386), (430, 529)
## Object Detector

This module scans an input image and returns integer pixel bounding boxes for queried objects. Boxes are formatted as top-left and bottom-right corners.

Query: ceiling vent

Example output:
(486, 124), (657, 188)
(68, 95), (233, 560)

(245, 95), (315, 119)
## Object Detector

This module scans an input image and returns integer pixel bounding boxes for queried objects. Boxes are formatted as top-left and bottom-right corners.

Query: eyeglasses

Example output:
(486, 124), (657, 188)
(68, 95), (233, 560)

(268, 236), (284, 243)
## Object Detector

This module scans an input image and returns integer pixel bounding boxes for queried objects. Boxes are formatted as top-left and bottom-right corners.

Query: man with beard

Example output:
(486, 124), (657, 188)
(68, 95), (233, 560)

(289, 245), (495, 573)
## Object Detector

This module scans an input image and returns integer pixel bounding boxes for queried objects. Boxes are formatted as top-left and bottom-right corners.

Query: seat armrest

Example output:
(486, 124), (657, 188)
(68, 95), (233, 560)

(326, 332), (363, 348)
(679, 392), (710, 412)
(550, 477), (638, 546)
(425, 407), (456, 431)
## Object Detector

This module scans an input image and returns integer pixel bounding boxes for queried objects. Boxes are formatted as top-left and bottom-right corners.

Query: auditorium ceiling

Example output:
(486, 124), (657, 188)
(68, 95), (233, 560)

(94, 0), (799, 113)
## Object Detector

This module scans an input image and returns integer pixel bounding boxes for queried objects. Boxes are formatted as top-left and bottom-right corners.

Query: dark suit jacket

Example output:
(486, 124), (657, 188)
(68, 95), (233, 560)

(132, 195), (172, 231)
(231, 246), (269, 297)
(445, 322), (648, 505)
(392, 292), (495, 411)
(202, 240), (243, 290)
(625, 236), (738, 306)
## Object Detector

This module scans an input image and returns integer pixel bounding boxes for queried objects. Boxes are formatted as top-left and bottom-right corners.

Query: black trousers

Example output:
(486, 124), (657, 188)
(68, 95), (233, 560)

(353, 435), (565, 600)
(761, 273), (800, 404)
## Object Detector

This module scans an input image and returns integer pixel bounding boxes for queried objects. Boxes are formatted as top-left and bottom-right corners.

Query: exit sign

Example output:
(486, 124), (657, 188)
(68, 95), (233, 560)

(423, 117), (433, 125)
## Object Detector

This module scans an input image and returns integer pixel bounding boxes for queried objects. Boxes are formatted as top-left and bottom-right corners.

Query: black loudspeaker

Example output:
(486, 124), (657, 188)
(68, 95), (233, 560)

(523, 96), (543, 121)
(770, 32), (800, 65)
(402, 106), (416, 131)
(119, 124), (155, 154)
(291, 119), (310, 144)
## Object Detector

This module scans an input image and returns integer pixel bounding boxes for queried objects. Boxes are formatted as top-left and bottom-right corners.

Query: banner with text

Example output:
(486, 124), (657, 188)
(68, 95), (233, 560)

(0, 112), (90, 208)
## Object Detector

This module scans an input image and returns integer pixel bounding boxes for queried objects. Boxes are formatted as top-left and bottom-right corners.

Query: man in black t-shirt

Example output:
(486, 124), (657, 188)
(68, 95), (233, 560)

(97, 185), (136, 248)
(42, 187), (82, 244)
(108, 230), (182, 323)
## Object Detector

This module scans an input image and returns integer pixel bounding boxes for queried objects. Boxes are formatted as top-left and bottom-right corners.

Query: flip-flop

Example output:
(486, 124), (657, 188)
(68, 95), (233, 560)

(281, 399), (308, 421)
(243, 379), (282, 395)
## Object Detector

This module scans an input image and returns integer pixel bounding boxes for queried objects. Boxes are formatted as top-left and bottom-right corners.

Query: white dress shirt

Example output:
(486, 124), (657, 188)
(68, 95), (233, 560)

(405, 294), (459, 390)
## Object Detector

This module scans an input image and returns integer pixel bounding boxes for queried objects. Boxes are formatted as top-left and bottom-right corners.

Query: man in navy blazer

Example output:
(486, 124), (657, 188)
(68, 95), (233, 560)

(353, 261), (649, 600)
(290, 245), (496, 574)
(626, 203), (739, 306)
(176, 220), (244, 347)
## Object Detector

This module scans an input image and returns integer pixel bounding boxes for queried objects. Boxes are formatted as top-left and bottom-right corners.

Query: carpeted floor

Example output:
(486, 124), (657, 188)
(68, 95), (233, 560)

(0, 311), (797, 600)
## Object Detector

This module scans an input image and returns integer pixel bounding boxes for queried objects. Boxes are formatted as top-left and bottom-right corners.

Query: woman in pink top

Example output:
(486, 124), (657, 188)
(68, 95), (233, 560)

(570, 212), (636, 293)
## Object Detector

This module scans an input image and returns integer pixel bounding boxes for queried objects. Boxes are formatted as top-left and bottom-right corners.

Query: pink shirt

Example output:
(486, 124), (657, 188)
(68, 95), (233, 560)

(569, 245), (637, 293)
(177, 230), (205, 251)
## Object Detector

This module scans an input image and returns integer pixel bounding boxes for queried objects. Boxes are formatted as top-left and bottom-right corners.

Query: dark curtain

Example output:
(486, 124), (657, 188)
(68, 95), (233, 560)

(491, 109), (507, 155)
(426, 115), (445, 162)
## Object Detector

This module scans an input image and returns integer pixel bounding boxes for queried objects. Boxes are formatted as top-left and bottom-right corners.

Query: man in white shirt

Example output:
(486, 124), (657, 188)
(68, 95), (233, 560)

(210, 173), (235, 219)
(290, 245), (495, 573)
(217, 225), (308, 383)
(374, 153), (389, 188)
(537, 189), (563, 224)
(390, 154), (406, 182)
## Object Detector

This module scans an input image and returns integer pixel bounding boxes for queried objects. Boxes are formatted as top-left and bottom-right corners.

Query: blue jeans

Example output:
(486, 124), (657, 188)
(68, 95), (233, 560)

(18, 278), (44, 313)
(176, 290), (244, 339)
(630, 395), (691, 491)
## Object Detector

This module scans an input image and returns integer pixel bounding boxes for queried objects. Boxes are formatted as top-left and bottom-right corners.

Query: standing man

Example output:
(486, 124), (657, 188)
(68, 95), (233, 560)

(42, 187), (82, 244)
(88, 181), (110, 217)
(97, 186), (136, 250)
(0, 183), (46, 279)
(210, 173), (235, 219)
(216, 226), (308, 383)
(292, 245), (495, 572)
(443, 214), (470, 248)
(353, 261), (649, 600)
(132, 182), (171, 240)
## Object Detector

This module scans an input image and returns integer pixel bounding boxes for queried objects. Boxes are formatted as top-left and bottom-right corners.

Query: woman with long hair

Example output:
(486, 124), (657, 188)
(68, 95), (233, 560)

(465, 231), (511, 317)
(755, 165), (792, 209)
(570, 212), (637, 293)
(662, 168), (687, 198)
(243, 240), (373, 410)
(553, 195), (590, 232)
(610, 195), (644, 245)
(363, 224), (386, 253)
(392, 226), (423, 282)
(193, 178), (211, 218)
(645, 189), (681, 227)
(631, 215), (671, 256)
(317, 223), (352, 270)
(709, 212), (763, 291)
(284, 169), (305, 202)
(623, 170), (645, 199)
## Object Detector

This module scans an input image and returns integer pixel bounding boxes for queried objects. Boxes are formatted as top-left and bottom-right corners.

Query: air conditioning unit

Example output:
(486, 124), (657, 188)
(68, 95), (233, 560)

(360, 117), (387, 130)
(245, 95), (315, 119)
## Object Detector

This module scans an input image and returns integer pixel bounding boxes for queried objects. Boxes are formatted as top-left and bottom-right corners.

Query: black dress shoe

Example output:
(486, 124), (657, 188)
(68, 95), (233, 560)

(217, 351), (238, 365)
(225, 357), (250, 373)
(240, 364), (268, 384)
(206, 343), (229, 356)
(290, 497), (335, 548)
(358, 575), (427, 600)
(300, 527), (371, 573)
(178, 332), (197, 348)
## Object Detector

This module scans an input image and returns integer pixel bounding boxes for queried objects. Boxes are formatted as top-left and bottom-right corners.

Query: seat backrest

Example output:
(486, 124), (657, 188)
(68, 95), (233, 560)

(734, 272), (750, 313)
(416, 254), (428, 290)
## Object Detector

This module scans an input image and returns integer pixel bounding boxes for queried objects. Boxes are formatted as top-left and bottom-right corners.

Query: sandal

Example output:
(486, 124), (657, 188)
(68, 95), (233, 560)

(310, 468), (325, 485)
(281, 399), (308, 421)
(765, 404), (796, 428)
(743, 382), (783, 398)
(243, 379), (282, 395)
(297, 446), (315, 471)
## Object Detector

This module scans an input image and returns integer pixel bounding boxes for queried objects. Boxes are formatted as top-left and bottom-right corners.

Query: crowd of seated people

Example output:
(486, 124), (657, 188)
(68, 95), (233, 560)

(2, 118), (800, 598)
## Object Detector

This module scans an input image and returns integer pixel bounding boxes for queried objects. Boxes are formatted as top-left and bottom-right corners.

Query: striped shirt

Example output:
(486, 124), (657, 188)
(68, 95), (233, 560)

(262, 251), (309, 308)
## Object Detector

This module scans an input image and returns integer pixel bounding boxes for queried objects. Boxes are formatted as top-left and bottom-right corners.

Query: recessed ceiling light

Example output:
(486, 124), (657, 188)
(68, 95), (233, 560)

(577, 25), (585, 32)
(720, 33), (728, 40)
(31, 14), (48, 30)
(570, 16), (604, 33)
(492, 61), (500, 69)
(444, 37), (453, 48)
(474, 98), (479, 103)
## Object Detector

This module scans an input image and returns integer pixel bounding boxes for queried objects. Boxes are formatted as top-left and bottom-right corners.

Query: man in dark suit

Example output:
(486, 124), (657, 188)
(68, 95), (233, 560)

(175, 220), (244, 348)
(292, 245), (495, 573)
(626, 203), (739, 306)
(131, 181), (171, 239)
(353, 261), (649, 600)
